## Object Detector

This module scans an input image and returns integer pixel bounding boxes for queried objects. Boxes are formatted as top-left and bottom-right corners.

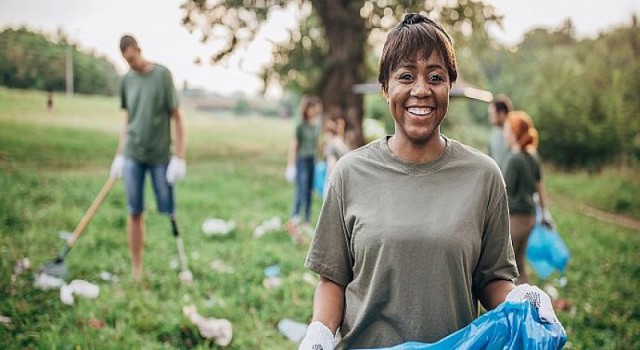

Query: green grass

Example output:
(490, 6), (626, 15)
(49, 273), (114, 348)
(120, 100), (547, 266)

(1, 87), (639, 349)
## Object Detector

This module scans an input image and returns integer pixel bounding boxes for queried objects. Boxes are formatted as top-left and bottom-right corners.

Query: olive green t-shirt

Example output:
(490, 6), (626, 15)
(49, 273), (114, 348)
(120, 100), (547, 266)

(295, 121), (319, 158)
(120, 64), (178, 164)
(305, 136), (517, 349)
(503, 151), (541, 214)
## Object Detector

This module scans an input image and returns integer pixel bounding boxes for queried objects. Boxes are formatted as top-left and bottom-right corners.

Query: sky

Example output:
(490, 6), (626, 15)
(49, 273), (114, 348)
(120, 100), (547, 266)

(0, 0), (638, 98)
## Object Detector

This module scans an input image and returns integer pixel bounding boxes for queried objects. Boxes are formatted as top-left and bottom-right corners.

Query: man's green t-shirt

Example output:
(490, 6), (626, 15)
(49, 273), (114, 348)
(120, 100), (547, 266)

(120, 64), (178, 164)
(305, 136), (517, 349)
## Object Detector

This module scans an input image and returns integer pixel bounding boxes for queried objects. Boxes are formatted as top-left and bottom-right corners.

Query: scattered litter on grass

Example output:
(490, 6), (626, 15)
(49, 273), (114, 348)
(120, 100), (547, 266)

(553, 298), (572, 311)
(183, 305), (233, 346)
(58, 231), (72, 240)
(87, 318), (106, 329)
(0, 315), (11, 325)
(303, 272), (317, 286)
(70, 280), (100, 299)
(13, 257), (31, 275)
(99, 271), (118, 282)
(253, 216), (282, 238)
(179, 270), (194, 284)
(60, 284), (74, 305)
(209, 260), (235, 274)
(170, 259), (180, 270)
(278, 318), (308, 343)
(263, 265), (281, 278)
(263, 276), (283, 289)
(543, 284), (560, 300)
(34, 272), (65, 290)
(59, 280), (101, 306)
(263, 265), (283, 289)
(201, 218), (236, 236)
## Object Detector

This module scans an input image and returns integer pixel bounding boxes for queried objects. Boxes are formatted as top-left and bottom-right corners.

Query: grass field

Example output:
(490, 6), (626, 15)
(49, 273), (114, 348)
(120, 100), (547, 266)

(1, 87), (639, 349)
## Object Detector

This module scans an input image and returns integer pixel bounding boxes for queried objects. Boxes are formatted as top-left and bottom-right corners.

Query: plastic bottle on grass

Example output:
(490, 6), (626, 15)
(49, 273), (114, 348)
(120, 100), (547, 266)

(278, 318), (308, 343)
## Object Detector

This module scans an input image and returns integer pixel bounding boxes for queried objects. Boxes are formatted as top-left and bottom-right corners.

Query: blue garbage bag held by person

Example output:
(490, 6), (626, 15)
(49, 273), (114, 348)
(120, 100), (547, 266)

(360, 301), (567, 350)
(526, 224), (570, 280)
(314, 161), (327, 197)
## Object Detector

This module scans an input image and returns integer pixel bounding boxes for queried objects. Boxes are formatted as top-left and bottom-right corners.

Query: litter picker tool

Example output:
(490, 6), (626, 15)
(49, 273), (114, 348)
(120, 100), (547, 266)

(171, 214), (193, 284)
(39, 176), (117, 279)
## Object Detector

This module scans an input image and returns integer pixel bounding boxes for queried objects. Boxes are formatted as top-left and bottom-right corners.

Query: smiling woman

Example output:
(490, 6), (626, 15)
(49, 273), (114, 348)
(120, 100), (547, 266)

(298, 13), (560, 350)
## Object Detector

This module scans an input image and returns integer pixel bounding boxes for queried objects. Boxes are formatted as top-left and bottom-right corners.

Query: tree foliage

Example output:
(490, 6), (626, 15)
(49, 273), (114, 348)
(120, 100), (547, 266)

(478, 16), (640, 168)
(180, 0), (501, 146)
(0, 28), (119, 95)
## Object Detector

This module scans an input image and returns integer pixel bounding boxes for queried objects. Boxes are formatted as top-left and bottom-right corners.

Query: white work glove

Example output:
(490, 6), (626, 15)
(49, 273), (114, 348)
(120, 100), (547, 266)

(298, 321), (335, 350)
(166, 156), (186, 184)
(541, 209), (556, 231)
(110, 154), (125, 178)
(285, 164), (296, 183)
(506, 283), (559, 323)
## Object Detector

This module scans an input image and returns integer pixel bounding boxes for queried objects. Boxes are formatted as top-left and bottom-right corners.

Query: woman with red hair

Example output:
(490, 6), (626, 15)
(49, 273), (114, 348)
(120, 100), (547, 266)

(503, 111), (550, 285)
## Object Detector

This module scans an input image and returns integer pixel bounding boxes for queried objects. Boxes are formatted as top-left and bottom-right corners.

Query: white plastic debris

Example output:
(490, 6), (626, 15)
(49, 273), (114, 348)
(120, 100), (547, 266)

(69, 280), (100, 299)
(263, 276), (283, 289)
(179, 270), (194, 284)
(201, 219), (236, 236)
(60, 284), (74, 305)
(209, 260), (235, 274)
(183, 305), (233, 346)
(278, 318), (308, 343)
(303, 272), (317, 286)
(58, 231), (72, 240)
(34, 273), (65, 290)
(0, 315), (12, 325)
(543, 283), (560, 301)
(14, 258), (31, 275)
(99, 271), (118, 282)
(253, 216), (282, 238)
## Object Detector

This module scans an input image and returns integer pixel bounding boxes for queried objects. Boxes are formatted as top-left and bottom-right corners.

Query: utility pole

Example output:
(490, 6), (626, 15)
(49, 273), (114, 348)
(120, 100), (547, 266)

(65, 46), (74, 96)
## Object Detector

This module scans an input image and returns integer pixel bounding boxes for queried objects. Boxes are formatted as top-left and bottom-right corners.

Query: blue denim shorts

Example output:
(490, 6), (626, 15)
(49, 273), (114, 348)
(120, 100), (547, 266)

(124, 157), (174, 215)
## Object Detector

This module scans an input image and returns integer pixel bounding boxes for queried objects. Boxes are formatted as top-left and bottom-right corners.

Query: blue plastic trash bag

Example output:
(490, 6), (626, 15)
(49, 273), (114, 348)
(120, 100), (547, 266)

(526, 224), (570, 280)
(361, 301), (566, 350)
(314, 161), (327, 196)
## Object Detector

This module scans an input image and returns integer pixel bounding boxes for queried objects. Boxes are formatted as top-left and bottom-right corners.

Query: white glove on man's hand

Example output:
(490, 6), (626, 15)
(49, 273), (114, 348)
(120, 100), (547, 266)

(166, 156), (186, 184)
(298, 321), (335, 350)
(110, 154), (125, 178)
(285, 164), (296, 183)
(506, 283), (559, 323)
(541, 209), (557, 230)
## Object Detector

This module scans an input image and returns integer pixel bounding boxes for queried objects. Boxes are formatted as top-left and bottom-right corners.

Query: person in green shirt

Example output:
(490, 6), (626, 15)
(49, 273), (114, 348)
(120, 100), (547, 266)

(285, 95), (322, 237)
(502, 111), (553, 285)
(487, 94), (513, 171)
(109, 35), (186, 282)
(298, 13), (559, 350)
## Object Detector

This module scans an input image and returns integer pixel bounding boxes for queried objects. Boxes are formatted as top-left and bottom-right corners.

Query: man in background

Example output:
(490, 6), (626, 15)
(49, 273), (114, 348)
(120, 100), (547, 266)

(487, 94), (513, 171)
(110, 34), (186, 281)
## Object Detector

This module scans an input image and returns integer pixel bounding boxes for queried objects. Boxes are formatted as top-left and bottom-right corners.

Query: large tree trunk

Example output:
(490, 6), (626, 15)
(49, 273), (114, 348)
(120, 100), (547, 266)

(313, 0), (367, 148)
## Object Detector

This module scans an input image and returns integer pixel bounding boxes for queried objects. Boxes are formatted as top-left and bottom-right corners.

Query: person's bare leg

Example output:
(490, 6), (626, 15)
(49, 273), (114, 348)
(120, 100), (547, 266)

(510, 214), (535, 285)
(128, 213), (145, 281)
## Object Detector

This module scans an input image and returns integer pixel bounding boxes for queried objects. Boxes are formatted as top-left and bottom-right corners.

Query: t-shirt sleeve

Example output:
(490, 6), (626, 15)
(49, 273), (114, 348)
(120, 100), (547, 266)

(120, 76), (127, 110)
(305, 168), (353, 286)
(473, 171), (518, 292)
(164, 69), (179, 111)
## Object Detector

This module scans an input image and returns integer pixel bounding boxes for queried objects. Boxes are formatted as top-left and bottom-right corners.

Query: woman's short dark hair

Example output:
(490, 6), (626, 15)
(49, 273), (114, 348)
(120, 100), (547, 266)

(378, 13), (458, 91)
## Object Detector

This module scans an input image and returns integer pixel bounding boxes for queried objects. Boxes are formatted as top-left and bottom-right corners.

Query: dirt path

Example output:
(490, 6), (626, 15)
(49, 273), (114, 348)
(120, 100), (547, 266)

(554, 195), (640, 231)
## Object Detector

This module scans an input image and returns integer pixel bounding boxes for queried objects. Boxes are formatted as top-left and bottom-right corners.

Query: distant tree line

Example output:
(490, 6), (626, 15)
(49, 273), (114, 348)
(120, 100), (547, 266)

(0, 27), (119, 95)
(471, 17), (640, 169)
